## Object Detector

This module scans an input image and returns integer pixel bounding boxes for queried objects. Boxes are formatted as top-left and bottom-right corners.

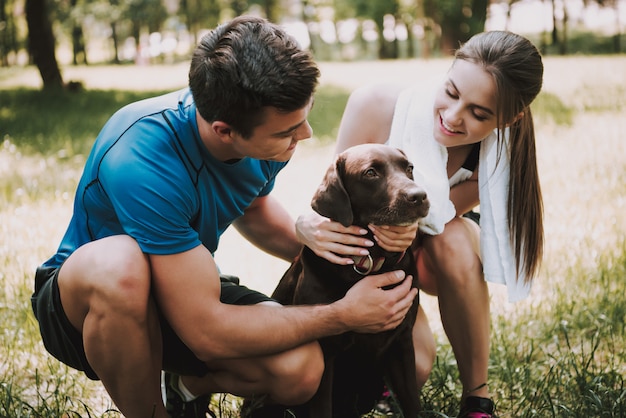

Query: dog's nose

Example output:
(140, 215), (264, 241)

(406, 190), (428, 204)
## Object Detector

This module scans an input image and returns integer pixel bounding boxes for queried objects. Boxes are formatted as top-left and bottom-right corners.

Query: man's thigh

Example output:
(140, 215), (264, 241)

(161, 274), (277, 376)
(32, 265), (100, 379)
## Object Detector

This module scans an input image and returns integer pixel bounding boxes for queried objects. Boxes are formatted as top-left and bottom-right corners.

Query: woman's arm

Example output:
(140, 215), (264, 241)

(450, 179), (479, 216)
(335, 83), (405, 153)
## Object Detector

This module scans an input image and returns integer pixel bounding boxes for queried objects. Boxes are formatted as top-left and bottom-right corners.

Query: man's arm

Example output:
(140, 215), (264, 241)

(233, 194), (301, 262)
(150, 244), (417, 362)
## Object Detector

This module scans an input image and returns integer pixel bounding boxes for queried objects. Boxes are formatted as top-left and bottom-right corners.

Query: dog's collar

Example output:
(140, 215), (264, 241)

(351, 251), (406, 275)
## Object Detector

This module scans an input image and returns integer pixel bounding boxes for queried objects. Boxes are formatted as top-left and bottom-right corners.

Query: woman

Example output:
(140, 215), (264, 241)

(297, 31), (544, 417)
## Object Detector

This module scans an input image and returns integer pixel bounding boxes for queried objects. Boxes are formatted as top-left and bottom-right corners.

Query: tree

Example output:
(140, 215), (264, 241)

(26, 0), (63, 88)
(127, 0), (168, 52)
(0, 0), (18, 66)
(586, 0), (622, 52)
(424, 0), (488, 54)
(55, 0), (89, 65)
(179, 0), (221, 47)
(336, 0), (401, 59)
(70, 0), (88, 65)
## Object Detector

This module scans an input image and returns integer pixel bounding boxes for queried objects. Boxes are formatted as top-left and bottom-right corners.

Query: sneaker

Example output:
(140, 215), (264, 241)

(239, 396), (296, 418)
(458, 396), (496, 418)
(372, 386), (400, 416)
(163, 371), (215, 418)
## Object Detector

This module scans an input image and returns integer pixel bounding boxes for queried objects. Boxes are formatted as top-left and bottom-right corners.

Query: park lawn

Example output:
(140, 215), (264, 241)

(0, 56), (625, 417)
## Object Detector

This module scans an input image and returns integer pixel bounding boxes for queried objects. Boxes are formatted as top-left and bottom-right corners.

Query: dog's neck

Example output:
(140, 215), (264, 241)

(349, 228), (407, 276)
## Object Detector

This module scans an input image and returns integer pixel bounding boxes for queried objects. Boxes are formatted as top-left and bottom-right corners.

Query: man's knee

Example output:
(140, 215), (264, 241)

(60, 235), (151, 327)
(270, 342), (324, 405)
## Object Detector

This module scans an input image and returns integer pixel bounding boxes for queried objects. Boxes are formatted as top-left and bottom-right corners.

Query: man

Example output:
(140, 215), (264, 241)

(30, 16), (417, 418)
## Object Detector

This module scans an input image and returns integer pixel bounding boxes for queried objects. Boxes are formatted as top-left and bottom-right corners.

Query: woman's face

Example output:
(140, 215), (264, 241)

(433, 59), (499, 148)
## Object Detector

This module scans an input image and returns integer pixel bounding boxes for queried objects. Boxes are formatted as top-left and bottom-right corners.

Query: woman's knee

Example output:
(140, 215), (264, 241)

(426, 219), (476, 258)
(421, 218), (482, 288)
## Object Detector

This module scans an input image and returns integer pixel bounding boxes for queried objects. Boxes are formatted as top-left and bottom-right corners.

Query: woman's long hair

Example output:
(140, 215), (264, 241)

(456, 31), (544, 282)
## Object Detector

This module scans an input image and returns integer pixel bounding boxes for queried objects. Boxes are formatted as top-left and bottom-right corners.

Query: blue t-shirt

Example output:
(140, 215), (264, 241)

(44, 88), (288, 268)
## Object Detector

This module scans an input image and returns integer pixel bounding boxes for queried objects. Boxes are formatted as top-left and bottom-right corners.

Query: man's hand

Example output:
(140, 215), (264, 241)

(333, 270), (417, 334)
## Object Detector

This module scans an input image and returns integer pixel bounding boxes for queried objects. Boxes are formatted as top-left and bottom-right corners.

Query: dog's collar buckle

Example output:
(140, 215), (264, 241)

(352, 254), (386, 275)
(352, 250), (407, 275)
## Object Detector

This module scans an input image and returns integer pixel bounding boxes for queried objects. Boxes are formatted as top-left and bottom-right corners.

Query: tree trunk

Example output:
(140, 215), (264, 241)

(551, 0), (558, 45)
(110, 21), (120, 64)
(25, 0), (63, 88)
(72, 25), (88, 65)
(0, 0), (6, 66)
(71, 0), (87, 65)
(614, 2), (622, 53)
(560, 4), (567, 55)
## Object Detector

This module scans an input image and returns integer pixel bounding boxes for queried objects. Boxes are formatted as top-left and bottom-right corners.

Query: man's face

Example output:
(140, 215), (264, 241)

(229, 99), (314, 162)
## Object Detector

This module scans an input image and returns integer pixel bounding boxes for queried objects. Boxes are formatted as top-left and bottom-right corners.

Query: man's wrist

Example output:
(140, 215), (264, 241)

(324, 299), (351, 334)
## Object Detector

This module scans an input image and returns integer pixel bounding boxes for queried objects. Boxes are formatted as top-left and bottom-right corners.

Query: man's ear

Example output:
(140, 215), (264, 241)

(212, 121), (233, 140)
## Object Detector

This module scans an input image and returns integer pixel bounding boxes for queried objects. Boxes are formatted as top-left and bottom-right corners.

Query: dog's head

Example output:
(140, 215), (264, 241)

(311, 143), (430, 227)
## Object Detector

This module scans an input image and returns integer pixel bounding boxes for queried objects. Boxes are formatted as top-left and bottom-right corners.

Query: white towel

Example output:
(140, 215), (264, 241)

(387, 81), (455, 236)
(387, 81), (531, 302)
(478, 131), (531, 301)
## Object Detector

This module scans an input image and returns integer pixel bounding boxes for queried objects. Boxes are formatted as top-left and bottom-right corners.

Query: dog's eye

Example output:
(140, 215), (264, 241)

(364, 168), (377, 178)
(406, 164), (414, 178)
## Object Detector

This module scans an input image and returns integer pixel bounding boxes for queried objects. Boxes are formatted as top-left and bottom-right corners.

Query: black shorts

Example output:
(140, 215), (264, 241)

(463, 210), (481, 225)
(31, 266), (274, 381)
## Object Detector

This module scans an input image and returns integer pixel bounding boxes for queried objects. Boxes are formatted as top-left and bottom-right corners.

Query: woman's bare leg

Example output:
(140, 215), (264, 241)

(420, 218), (490, 400)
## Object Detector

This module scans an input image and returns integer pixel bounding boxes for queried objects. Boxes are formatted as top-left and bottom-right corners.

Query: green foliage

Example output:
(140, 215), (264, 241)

(1, 86), (574, 159)
(416, 248), (626, 417)
(0, 72), (624, 416)
(0, 86), (350, 157)
(541, 32), (625, 55)
(424, 0), (488, 50)
(0, 89), (167, 156)
(307, 85), (350, 144)
(532, 91), (574, 126)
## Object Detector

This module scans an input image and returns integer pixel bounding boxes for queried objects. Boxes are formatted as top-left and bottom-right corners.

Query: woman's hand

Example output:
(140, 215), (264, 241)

(295, 211), (374, 265)
(368, 222), (419, 253)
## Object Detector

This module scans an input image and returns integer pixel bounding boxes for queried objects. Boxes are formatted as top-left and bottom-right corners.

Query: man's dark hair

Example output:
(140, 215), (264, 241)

(189, 15), (320, 138)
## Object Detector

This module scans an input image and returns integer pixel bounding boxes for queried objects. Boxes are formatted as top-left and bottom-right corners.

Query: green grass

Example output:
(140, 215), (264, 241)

(415, 247), (626, 417)
(0, 86), (349, 157)
(1, 59), (625, 417)
(0, 89), (169, 156)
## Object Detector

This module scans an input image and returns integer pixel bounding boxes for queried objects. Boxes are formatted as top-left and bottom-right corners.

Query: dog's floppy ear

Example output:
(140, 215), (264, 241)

(311, 155), (353, 227)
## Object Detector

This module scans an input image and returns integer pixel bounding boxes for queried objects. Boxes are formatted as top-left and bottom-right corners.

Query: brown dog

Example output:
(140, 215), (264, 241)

(272, 143), (429, 417)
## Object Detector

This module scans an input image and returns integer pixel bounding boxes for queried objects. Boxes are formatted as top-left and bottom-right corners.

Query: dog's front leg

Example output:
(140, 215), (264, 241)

(384, 332), (421, 417)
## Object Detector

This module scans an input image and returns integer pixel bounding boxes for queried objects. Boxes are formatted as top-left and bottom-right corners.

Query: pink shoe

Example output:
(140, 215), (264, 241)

(458, 396), (496, 418)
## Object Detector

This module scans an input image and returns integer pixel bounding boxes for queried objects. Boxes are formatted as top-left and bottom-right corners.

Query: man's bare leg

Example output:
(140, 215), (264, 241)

(59, 235), (170, 418)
